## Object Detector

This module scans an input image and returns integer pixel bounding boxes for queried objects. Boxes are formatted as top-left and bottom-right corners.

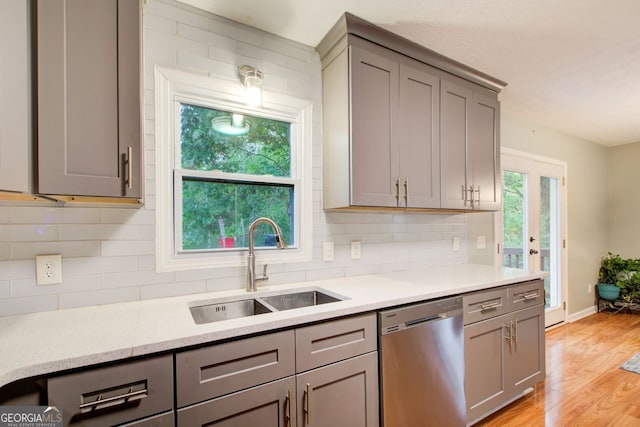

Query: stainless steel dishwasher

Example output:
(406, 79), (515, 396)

(379, 296), (465, 426)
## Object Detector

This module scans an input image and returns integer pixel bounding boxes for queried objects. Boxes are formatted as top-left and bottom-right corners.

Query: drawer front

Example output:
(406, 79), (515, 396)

(463, 287), (509, 325)
(509, 279), (545, 311)
(47, 354), (173, 427)
(295, 313), (377, 372)
(175, 330), (295, 408)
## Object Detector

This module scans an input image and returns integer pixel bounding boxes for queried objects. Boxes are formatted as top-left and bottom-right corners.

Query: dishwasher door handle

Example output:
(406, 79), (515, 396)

(405, 314), (444, 328)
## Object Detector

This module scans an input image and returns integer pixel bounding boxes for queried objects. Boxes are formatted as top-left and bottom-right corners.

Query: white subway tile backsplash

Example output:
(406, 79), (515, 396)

(59, 287), (139, 310)
(0, 294), (58, 316)
(11, 241), (101, 260)
(58, 225), (140, 241)
(0, 281), (10, 298)
(9, 207), (100, 224)
(0, 260), (34, 280)
(101, 241), (155, 257)
(140, 280), (205, 300)
(0, 225), (57, 242)
(101, 270), (175, 289)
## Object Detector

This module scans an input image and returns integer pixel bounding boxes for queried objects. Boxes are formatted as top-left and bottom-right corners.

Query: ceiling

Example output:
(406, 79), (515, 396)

(179, 0), (640, 147)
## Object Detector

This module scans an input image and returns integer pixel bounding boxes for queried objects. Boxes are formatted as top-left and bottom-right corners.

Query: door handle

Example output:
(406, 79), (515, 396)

(529, 249), (539, 255)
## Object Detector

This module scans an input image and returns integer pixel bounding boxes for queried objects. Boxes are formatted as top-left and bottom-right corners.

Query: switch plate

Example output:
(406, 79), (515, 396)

(323, 242), (334, 262)
(477, 235), (486, 249)
(452, 237), (460, 252)
(351, 241), (362, 260)
(36, 254), (62, 285)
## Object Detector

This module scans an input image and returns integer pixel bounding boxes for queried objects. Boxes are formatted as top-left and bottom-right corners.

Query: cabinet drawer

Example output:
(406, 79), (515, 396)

(509, 279), (545, 311)
(47, 355), (173, 427)
(463, 287), (509, 325)
(295, 313), (377, 372)
(176, 330), (295, 408)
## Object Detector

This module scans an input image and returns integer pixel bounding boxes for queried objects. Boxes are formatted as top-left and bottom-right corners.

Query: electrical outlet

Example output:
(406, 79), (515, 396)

(351, 241), (362, 260)
(452, 236), (460, 252)
(36, 254), (62, 285)
(323, 242), (334, 262)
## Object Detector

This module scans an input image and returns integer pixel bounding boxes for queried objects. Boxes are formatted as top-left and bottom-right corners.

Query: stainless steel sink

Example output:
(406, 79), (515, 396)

(188, 288), (346, 324)
(259, 290), (342, 311)
(189, 298), (272, 325)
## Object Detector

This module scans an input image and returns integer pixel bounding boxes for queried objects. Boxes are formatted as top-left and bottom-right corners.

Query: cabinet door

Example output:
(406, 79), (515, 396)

(398, 62), (440, 208)
(440, 79), (472, 210)
(0, 0), (30, 192)
(350, 45), (399, 207)
(177, 377), (295, 427)
(37, 0), (141, 198)
(470, 91), (501, 210)
(464, 314), (510, 422)
(508, 304), (545, 394)
(296, 352), (379, 427)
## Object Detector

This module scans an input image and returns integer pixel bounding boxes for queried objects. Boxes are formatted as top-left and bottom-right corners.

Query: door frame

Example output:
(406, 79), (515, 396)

(498, 147), (569, 327)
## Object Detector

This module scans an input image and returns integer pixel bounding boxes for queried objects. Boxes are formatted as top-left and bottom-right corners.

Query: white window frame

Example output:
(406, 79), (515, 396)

(155, 67), (313, 272)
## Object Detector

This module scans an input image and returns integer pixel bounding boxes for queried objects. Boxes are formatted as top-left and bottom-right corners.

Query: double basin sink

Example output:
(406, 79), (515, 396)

(189, 288), (346, 325)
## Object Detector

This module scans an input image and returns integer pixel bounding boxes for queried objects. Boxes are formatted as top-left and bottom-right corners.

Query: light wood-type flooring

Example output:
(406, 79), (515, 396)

(476, 311), (640, 426)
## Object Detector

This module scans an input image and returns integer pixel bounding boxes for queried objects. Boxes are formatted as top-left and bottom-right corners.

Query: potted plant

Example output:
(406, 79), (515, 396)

(597, 253), (624, 300)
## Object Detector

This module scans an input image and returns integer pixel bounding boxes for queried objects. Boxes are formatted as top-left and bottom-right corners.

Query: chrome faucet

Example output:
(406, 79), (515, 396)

(247, 217), (287, 292)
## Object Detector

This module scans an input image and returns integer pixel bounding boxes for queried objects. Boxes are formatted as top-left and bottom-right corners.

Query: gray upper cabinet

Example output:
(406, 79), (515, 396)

(324, 39), (441, 209)
(350, 44), (399, 208)
(0, 0), (30, 193)
(317, 13), (505, 212)
(441, 79), (501, 210)
(36, 0), (142, 198)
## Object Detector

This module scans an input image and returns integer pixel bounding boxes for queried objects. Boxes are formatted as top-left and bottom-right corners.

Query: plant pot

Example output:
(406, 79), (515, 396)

(219, 237), (235, 248)
(597, 283), (620, 301)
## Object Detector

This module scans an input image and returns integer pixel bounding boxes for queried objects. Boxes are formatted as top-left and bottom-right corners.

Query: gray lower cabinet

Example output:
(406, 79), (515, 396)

(36, 0), (141, 198)
(296, 352), (378, 427)
(464, 280), (545, 423)
(176, 313), (378, 427)
(47, 354), (174, 426)
(177, 377), (296, 427)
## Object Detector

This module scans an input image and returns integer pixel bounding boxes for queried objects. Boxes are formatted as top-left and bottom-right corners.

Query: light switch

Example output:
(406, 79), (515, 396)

(351, 241), (362, 260)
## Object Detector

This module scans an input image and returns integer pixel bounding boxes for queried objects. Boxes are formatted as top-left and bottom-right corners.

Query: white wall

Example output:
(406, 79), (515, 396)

(501, 110), (609, 315)
(0, 0), (476, 317)
(609, 142), (640, 257)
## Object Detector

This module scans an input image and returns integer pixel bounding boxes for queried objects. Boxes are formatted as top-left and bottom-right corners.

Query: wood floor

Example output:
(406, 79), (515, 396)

(476, 311), (640, 427)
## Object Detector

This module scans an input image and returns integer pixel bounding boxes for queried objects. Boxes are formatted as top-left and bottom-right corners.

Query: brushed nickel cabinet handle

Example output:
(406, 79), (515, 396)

(304, 383), (311, 425)
(522, 291), (539, 300)
(286, 389), (292, 427)
(395, 177), (401, 205)
(126, 146), (133, 190)
(79, 387), (147, 411)
(503, 322), (512, 352)
(404, 177), (408, 206)
(514, 318), (518, 344)
(480, 301), (500, 311)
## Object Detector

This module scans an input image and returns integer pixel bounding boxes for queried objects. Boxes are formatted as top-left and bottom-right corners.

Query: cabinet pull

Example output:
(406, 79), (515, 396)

(79, 387), (147, 411)
(480, 301), (500, 311)
(474, 184), (480, 208)
(395, 177), (401, 205)
(522, 291), (539, 300)
(403, 177), (408, 206)
(503, 322), (512, 352)
(304, 383), (310, 425)
(286, 389), (292, 427)
(514, 318), (518, 344)
(126, 146), (133, 190)
(461, 185), (467, 205)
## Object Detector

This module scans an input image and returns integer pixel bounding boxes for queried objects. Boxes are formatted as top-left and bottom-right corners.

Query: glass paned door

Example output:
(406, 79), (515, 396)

(502, 152), (567, 327)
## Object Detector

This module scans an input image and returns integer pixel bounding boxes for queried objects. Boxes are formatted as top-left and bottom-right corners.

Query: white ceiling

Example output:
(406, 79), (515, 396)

(179, 0), (640, 147)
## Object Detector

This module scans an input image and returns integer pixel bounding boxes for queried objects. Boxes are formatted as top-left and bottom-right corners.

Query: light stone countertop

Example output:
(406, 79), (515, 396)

(0, 264), (544, 388)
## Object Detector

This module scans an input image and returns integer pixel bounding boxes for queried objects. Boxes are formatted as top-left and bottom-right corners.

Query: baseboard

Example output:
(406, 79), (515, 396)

(568, 305), (597, 322)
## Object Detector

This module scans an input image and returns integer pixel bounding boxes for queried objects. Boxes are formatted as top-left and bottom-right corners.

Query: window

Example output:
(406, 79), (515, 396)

(155, 68), (312, 271)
